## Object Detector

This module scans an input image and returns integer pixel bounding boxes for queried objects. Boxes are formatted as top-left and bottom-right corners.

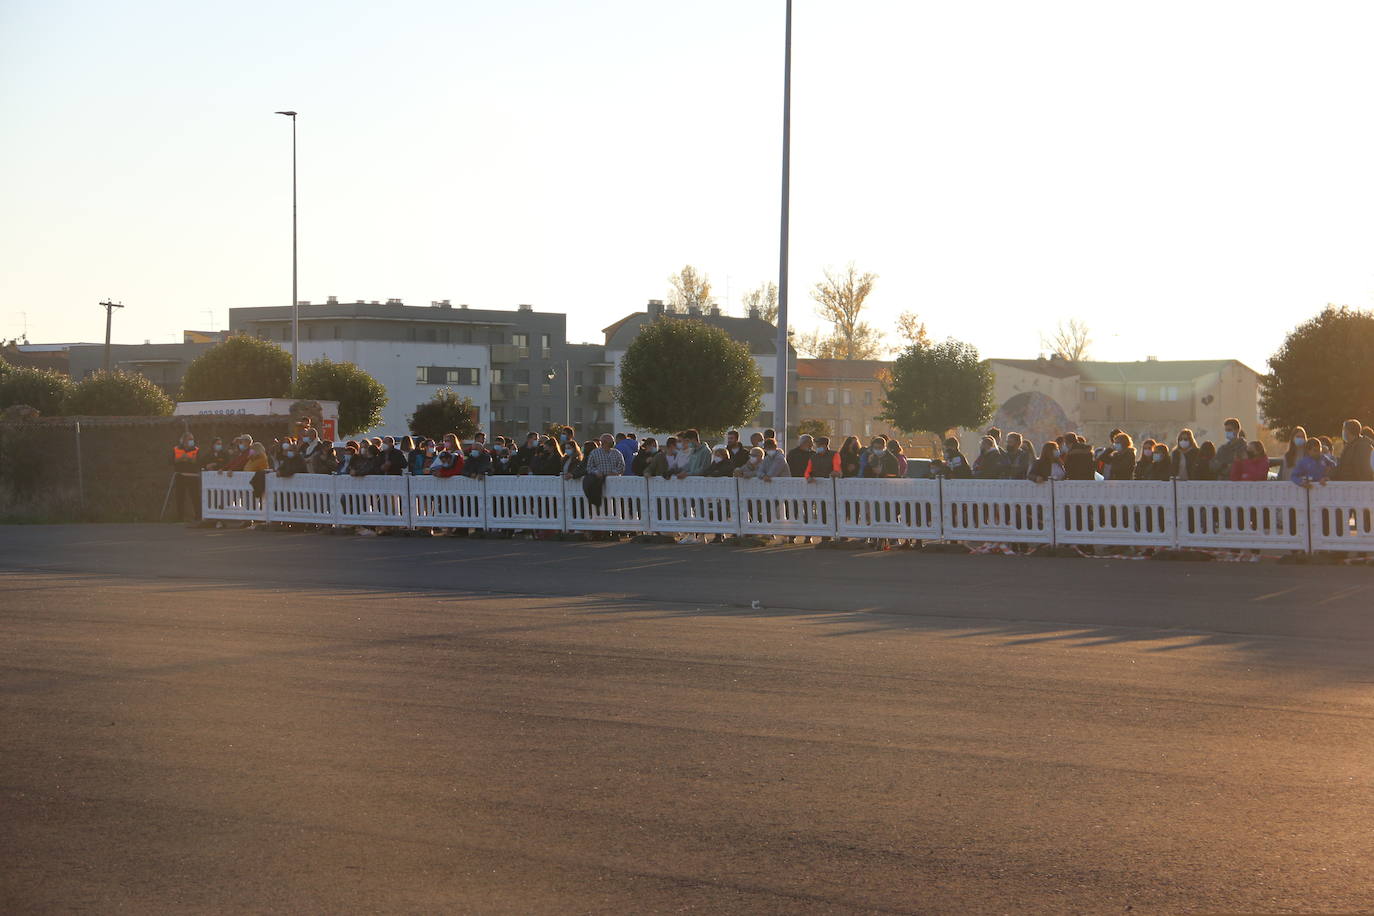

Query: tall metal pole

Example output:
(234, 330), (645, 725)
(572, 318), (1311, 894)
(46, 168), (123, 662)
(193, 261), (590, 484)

(276, 111), (299, 387)
(565, 358), (571, 426)
(773, 0), (793, 442)
(99, 300), (124, 372)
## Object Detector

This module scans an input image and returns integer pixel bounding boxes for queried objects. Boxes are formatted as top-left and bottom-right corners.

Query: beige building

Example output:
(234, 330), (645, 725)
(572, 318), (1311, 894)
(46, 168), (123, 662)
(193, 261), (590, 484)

(792, 359), (930, 452)
(961, 356), (1269, 451)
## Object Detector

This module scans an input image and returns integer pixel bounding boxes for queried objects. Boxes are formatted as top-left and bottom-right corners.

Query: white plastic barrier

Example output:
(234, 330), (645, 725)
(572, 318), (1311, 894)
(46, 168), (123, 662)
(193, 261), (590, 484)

(1175, 482), (1308, 552)
(201, 471), (265, 522)
(835, 478), (941, 539)
(266, 473), (337, 525)
(409, 474), (486, 529)
(485, 475), (565, 531)
(1053, 481), (1175, 547)
(737, 477), (836, 538)
(1308, 482), (1374, 552)
(647, 477), (741, 536)
(334, 475), (410, 528)
(941, 480), (1053, 544)
(567, 476), (650, 533)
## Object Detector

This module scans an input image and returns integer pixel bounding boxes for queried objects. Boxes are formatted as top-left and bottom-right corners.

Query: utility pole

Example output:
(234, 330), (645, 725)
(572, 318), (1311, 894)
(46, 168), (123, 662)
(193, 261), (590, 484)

(773, 0), (793, 441)
(275, 110), (299, 386)
(100, 300), (124, 372)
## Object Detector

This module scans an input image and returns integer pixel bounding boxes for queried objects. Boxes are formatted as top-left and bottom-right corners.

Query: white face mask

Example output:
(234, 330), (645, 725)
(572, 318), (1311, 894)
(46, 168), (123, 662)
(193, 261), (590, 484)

(186, 440), (195, 448)
(1225, 431), (1236, 441)
(1178, 441), (1191, 450)
(1294, 436), (1306, 447)
(1153, 453), (1165, 463)
(1113, 443), (1123, 451)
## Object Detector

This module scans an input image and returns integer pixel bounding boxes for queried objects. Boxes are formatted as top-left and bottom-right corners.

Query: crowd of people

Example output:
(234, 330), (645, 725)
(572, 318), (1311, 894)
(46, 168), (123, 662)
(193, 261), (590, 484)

(172, 416), (1374, 527)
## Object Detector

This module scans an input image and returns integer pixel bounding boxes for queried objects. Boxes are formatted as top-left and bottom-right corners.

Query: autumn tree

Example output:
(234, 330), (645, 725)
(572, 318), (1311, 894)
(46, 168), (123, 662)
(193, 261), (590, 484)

(741, 282), (778, 324)
(802, 263), (883, 360)
(1261, 305), (1374, 438)
(1041, 319), (1092, 361)
(895, 311), (930, 349)
(666, 265), (716, 312)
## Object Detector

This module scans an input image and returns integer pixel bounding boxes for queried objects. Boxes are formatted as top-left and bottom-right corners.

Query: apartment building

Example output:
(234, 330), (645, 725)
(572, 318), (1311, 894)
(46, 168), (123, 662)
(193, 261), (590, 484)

(793, 359), (907, 444)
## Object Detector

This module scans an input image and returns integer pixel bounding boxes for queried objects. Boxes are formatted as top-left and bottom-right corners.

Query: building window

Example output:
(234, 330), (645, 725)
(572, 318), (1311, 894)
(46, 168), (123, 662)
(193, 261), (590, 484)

(574, 370), (584, 386)
(1136, 387), (1146, 401)
(491, 406), (504, 422)
(842, 389), (852, 406)
(1160, 386), (1179, 402)
(803, 387), (813, 405)
(574, 384), (584, 398)
(827, 388), (836, 405)
(515, 406), (530, 424)
(417, 366), (479, 385)
(841, 419), (853, 436)
(512, 333), (529, 358)
(333, 325), (342, 340)
(541, 383), (551, 396)
(281, 328), (290, 341)
(863, 390), (872, 406)
(1083, 387), (1097, 402)
(491, 368), (503, 384)
(542, 406), (552, 423)
(762, 376), (774, 394)
(540, 334), (552, 358)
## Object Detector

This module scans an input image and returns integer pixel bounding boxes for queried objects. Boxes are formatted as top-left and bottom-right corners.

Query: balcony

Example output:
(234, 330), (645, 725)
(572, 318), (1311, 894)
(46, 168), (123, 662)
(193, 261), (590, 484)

(490, 384), (509, 402)
(489, 344), (520, 364)
(592, 385), (615, 404)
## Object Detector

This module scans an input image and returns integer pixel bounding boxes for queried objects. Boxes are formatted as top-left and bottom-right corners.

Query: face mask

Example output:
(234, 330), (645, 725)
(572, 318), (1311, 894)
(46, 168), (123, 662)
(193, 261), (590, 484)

(1294, 436), (1306, 447)
(950, 456), (963, 466)
(469, 450), (480, 457)
(1224, 431), (1235, 441)
(494, 445), (505, 454)
(186, 440), (196, 448)
(1153, 453), (1165, 463)
(284, 450), (295, 457)
(238, 444), (247, 452)
(559, 434), (568, 443)
(213, 444), (222, 452)
(1113, 443), (1123, 452)
(1178, 441), (1191, 450)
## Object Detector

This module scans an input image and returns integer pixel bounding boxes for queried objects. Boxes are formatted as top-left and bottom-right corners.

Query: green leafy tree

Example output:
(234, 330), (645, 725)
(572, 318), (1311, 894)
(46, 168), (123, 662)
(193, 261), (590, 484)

(881, 339), (995, 439)
(66, 370), (175, 416)
(408, 388), (480, 441)
(179, 335), (292, 401)
(1261, 305), (1374, 438)
(0, 366), (75, 416)
(798, 418), (831, 439)
(292, 358), (388, 436)
(615, 319), (762, 436)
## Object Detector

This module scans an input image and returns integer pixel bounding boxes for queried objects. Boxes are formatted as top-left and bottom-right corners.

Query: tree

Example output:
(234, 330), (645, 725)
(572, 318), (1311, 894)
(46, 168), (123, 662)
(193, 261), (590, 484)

(666, 265), (715, 312)
(895, 311), (930, 349)
(742, 282), (778, 324)
(408, 388), (480, 442)
(293, 358), (388, 436)
(65, 370), (174, 417)
(0, 366), (74, 416)
(881, 339), (996, 438)
(615, 319), (762, 436)
(180, 334), (292, 401)
(1261, 305), (1374, 438)
(806, 263), (883, 360)
(1041, 318), (1092, 362)
(798, 418), (831, 440)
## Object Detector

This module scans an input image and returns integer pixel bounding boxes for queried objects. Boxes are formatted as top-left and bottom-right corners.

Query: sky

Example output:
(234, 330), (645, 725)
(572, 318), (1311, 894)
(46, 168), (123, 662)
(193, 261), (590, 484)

(4, 0), (1374, 373)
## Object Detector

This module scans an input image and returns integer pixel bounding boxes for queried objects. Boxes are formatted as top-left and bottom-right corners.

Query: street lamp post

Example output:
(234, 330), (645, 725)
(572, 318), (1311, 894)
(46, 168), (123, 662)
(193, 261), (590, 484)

(773, 0), (793, 442)
(274, 110), (299, 387)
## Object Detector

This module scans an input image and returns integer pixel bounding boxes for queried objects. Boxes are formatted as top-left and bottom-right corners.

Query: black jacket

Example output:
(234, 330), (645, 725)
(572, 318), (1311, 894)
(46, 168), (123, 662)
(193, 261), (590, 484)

(1104, 446), (1136, 482)
(1063, 445), (1096, 481)
(1170, 447), (1208, 481)
(786, 447), (815, 478)
(1334, 435), (1374, 482)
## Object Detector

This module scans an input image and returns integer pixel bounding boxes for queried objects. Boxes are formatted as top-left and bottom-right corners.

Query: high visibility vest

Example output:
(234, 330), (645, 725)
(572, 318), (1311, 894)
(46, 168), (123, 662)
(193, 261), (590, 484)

(174, 446), (199, 462)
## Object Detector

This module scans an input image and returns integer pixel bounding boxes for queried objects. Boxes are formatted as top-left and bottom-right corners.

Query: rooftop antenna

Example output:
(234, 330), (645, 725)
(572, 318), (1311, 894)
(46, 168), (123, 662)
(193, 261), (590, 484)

(203, 310), (216, 332)
(99, 300), (124, 371)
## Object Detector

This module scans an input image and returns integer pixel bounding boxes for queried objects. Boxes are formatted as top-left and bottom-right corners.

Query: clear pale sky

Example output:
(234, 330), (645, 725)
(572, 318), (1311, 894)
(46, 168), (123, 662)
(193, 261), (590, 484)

(4, 1), (1373, 372)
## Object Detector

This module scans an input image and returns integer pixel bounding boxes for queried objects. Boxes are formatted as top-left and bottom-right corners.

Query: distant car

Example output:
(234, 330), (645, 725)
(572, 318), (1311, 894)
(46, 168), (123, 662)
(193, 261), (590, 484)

(905, 458), (934, 479)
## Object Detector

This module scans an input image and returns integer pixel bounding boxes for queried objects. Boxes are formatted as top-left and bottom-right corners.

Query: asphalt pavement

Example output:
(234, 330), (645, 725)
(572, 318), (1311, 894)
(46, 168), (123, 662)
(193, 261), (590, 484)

(2, 525), (1372, 913)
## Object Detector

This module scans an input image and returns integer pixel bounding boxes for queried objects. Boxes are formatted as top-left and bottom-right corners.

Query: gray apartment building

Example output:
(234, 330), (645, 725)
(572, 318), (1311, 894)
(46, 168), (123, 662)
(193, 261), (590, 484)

(228, 298), (614, 438)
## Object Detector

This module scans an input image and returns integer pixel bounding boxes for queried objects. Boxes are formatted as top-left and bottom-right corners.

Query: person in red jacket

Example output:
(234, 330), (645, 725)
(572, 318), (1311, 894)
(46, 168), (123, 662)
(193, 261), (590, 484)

(1230, 440), (1271, 481)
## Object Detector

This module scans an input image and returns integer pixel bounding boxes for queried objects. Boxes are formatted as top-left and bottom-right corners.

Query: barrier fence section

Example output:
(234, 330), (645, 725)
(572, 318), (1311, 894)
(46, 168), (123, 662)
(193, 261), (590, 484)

(485, 475), (564, 532)
(835, 478), (942, 540)
(1053, 481), (1176, 548)
(567, 476), (650, 533)
(409, 475), (486, 529)
(201, 471), (265, 523)
(942, 480), (1054, 545)
(1175, 482), (1309, 553)
(199, 473), (1374, 552)
(737, 477), (836, 538)
(1309, 482), (1374, 553)
(646, 477), (741, 536)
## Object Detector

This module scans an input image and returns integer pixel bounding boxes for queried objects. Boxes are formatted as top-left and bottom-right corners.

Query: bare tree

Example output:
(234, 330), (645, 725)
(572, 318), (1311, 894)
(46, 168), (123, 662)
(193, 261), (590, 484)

(741, 282), (778, 324)
(666, 265), (715, 312)
(1041, 319), (1092, 361)
(807, 263), (883, 360)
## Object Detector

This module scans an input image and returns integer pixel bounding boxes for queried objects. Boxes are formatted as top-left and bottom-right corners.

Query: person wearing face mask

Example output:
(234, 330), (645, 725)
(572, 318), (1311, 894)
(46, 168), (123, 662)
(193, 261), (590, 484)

(787, 434), (816, 478)
(376, 436), (406, 475)
(648, 436), (678, 480)
(734, 446), (768, 480)
(862, 436), (899, 478)
(934, 436), (972, 480)
(1000, 433), (1029, 480)
(1143, 443), (1172, 481)
(1333, 418), (1374, 481)
(836, 436), (863, 478)
(224, 434), (253, 472)
(737, 440), (790, 481)
(299, 428), (332, 474)
(276, 438), (308, 478)
(457, 442), (488, 477)
(1133, 439), (1158, 480)
(632, 437), (658, 476)
(1170, 428), (1206, 481)
(1210, 418), (1247, 480)
(1277, 427), (1308, 481)
(1027, 442), (1065, 484)
(1291, 437), (1335, 487)
(1103, 432), (1137, 482)
(560, 439), (586, 480)
(199, 436), (229, 471)
(170, 431), (202, 522)
(972, 436), (1006, 480)
(706, 446), (735, 478)
(677, 429), (712, 478)
(805, 436), (838, 480)
(332, 444), (355, 476)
